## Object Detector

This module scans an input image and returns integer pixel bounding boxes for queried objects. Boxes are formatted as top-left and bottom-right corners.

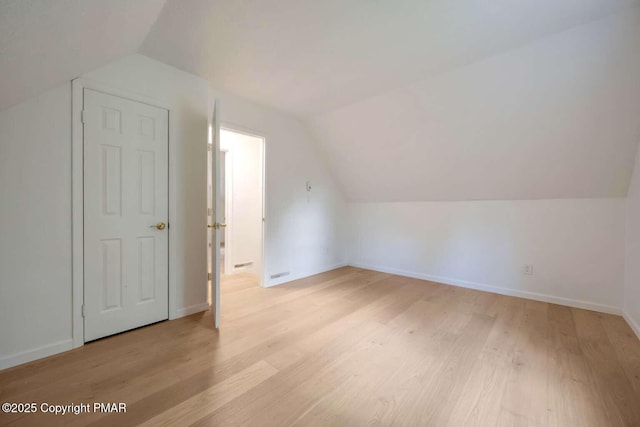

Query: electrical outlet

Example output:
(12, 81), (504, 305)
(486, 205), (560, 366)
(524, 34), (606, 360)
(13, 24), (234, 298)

(523, 264), (534, 275)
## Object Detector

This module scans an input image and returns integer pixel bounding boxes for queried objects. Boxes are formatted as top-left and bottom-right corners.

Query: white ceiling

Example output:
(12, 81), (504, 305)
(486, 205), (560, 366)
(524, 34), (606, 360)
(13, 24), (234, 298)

(308, 10), (640, 201)
(2, 0), (640, 201)
(140, 0), (637, 116)
(0, 0), (166, 111)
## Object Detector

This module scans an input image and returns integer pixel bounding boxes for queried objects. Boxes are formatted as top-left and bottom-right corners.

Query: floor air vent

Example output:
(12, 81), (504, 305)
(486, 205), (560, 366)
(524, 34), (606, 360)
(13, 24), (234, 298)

(234, 262), (254, 268)
(270, 271), (290, 279)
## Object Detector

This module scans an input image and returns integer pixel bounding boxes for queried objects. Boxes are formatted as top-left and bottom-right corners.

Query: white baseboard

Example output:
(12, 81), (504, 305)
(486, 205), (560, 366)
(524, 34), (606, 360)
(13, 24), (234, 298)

(0, 339), (73, 371)
(3, 303), (210, 371)
(623, 311), (640, 340)
(264, 262), (349, 288)
(174, 302), (210, 318)
(349, 263), (622, 316)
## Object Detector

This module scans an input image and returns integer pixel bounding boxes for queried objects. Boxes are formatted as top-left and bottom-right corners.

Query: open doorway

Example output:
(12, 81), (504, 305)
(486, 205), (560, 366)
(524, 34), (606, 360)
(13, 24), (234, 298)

(219, 127), (265, 288)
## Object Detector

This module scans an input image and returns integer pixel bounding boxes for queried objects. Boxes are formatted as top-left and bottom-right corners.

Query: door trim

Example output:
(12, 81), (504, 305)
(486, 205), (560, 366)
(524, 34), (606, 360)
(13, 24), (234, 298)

(71, 78), (176, 348)
(219, 122), (267, 288)
(220, 148), (231, 277)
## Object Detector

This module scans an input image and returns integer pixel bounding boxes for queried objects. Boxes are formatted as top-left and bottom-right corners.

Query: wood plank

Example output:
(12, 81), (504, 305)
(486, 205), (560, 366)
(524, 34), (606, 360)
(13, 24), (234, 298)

(444, 296), (525, 426)
(497, 300), (549, 426)
(1, 266), (639, 427)
(546, 304), (611, 427)
(600, 313), (640, 395)
(572, 308), (640, 426)
(139, 361), (279, 427)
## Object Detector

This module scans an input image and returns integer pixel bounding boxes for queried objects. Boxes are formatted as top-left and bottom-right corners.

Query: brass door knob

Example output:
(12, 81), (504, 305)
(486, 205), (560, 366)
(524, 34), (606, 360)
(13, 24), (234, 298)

(150, 222), (166, 230)
(207, 223), (227, 229)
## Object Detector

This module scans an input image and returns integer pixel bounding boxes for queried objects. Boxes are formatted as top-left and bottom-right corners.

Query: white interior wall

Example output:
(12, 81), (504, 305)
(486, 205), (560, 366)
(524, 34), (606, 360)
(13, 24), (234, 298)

(625, 147), (640, 338)
(348, 198), (626, 314)
(1, 21), (636, 370)
(0, 84), (73, 368)
(220, 129), (263, 276)
(212, 88), (348, 287)
(0, 54), (209, 370)
(0, 53), (348, 369)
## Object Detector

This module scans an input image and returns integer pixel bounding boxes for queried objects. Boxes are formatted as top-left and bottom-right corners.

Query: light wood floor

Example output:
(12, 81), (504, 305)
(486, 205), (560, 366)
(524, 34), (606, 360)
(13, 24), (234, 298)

(2, 267), (640, 426)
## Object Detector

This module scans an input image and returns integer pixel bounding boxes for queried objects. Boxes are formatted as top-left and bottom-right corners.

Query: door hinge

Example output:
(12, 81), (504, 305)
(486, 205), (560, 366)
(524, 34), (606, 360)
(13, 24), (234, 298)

(81, 304), (85, 317)
(208, 273), (212, 281)
(81, 110), (85, 124)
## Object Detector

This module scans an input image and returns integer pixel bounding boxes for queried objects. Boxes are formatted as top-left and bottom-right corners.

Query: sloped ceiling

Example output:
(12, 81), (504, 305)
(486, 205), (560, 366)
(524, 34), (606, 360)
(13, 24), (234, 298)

(0, 0), (167, 111)
(307, 10), (640, 201)
(2, 0), (640, 201)
(140, 0), (637, 116)
(139, 0), (640, 201)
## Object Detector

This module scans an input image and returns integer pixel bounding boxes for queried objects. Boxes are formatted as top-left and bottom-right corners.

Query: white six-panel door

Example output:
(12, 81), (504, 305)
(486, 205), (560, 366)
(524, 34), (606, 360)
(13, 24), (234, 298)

(83, 89), (169, 341)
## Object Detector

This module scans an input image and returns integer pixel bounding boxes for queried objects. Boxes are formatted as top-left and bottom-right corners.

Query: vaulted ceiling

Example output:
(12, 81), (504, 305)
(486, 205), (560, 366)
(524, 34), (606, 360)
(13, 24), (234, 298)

(307, 10), (640, 201)
(2, 0), (640, 201)
(0, 0), (166, 111)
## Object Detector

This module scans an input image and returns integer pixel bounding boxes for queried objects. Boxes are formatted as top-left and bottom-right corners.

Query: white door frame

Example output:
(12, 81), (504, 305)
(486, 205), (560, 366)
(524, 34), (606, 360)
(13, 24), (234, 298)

(71, 78), (177, 348)
(220, 148), (232, 277)
(219, 122), (267, 288)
